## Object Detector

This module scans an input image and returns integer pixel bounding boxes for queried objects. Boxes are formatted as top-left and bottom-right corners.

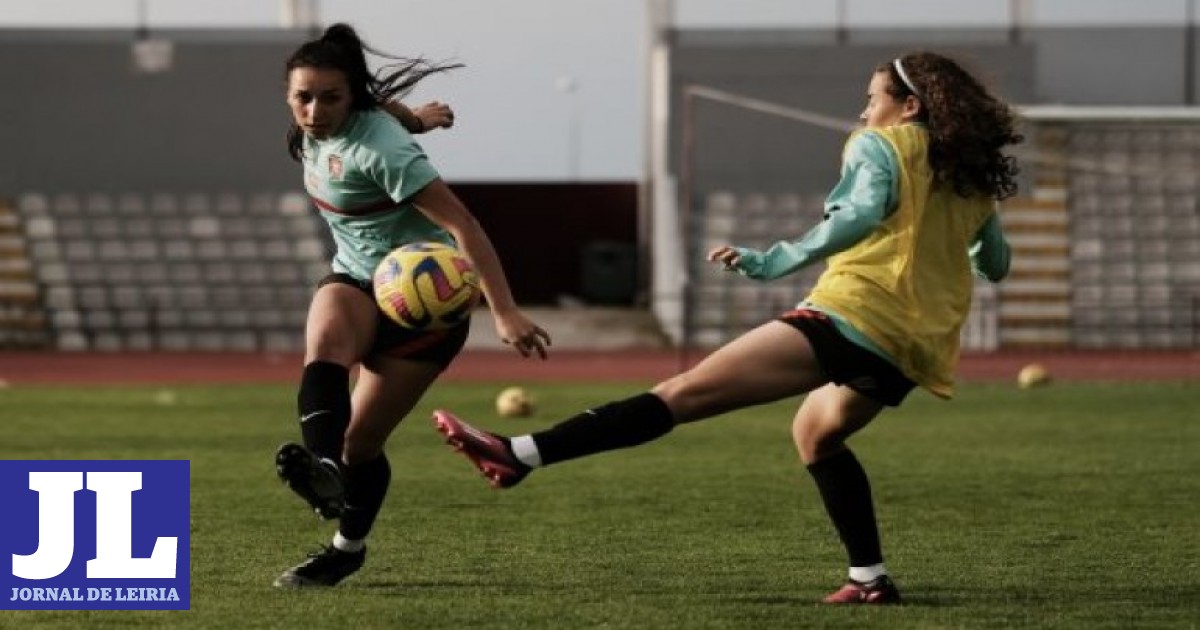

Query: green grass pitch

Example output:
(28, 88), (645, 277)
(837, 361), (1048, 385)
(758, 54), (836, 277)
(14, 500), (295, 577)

(1, 380), (1197, 629)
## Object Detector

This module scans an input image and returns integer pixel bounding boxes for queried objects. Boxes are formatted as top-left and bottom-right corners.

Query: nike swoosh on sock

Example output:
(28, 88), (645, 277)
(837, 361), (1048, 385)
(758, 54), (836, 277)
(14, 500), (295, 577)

(300, 410), (331, 423)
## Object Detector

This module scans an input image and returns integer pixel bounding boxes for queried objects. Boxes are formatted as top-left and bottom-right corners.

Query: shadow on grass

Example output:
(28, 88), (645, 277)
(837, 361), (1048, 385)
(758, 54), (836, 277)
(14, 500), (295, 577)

(355, 579), (485, 591)
(902, 581), (1200, 613)
(726, 594), (813, 606)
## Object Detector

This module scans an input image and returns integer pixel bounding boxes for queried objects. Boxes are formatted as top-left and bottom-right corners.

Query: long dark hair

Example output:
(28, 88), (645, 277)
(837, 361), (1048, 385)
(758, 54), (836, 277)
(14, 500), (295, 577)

(881, 51), (1022, 201)
(285, 23), (462, 161)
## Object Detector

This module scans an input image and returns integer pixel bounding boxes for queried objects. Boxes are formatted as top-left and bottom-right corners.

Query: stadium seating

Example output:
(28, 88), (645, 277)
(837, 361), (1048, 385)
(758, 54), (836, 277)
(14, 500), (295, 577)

(0, 200), (48, 348)
(689, 191), (829, 348)
(10, 191), (327, 351)
(1062, 125), (1200, 348)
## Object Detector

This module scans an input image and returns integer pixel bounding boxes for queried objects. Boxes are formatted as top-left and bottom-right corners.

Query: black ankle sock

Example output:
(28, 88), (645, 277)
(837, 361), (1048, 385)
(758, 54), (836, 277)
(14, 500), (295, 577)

(298, 361), (351, 463)
(339, 454), (391, 541)
(807, 449), (883, 567)
(532, 393), (675, 466)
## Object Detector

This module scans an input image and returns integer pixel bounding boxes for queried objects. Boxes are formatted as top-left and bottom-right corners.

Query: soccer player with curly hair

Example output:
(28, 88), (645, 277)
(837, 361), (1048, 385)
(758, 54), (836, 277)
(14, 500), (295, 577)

(434, 51), (1018, 604)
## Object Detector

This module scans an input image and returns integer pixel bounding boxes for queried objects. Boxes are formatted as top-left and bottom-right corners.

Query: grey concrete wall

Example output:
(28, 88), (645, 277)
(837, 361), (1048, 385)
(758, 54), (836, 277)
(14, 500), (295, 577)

(0, 29), (306, 197)
(679, 26), (1199, 106)
(1027, 27), (1191, 105)
(3, 25), (1197, 201)
(672, 39), (1036, 196)
(4, 25), (1196, 200)
(670, 24), (1200, 197)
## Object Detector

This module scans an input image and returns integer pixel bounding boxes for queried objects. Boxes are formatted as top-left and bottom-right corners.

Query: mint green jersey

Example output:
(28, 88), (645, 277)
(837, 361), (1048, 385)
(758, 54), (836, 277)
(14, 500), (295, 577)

(302, 108), (450, 281)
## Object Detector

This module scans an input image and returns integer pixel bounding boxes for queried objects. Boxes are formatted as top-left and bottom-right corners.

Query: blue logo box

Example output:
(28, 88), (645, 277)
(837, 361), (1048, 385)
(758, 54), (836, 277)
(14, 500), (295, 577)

(0, 460), (190, 610)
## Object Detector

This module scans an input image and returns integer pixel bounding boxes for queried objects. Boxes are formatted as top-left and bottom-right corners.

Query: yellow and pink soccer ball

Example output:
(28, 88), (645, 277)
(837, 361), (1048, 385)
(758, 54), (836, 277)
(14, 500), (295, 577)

(373, 242), (481, 330)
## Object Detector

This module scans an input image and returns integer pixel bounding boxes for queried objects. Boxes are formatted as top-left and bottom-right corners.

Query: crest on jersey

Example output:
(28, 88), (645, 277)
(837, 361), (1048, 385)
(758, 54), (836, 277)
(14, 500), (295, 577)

(328, 154), (344, 180)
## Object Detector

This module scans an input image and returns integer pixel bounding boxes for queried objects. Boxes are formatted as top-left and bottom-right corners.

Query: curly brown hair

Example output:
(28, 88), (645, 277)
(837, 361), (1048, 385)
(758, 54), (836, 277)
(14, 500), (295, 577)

(881, 52), (1023, 201)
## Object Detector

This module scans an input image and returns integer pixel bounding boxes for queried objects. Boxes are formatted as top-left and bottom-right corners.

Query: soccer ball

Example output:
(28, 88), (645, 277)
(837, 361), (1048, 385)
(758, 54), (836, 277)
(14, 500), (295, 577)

(373, 242), (481, 330)
(1017, 363), (1051, 389)
(496, 386), (535, 418)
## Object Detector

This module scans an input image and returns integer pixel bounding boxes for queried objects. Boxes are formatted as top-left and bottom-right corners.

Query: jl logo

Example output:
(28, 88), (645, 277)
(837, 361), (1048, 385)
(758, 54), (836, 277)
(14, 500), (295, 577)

(0, 461), (190, 610)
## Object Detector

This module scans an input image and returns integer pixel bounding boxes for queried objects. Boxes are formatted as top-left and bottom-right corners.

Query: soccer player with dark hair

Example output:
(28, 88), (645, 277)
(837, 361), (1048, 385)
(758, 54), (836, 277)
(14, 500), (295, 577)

(272, 23), (550, 588)
(434, 50), (1016, 604)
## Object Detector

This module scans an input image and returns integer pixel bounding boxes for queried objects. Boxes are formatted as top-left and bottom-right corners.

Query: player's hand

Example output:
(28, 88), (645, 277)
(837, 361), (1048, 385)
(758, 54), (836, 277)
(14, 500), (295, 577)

(495, 312), (551, 360)
(412, 101), (455, 132)
(707, 245), (741, 271)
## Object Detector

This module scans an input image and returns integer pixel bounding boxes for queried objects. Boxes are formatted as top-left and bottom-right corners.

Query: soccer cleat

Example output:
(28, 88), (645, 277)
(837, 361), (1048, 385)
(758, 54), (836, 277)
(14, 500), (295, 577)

(273, 545), (366, 588)
(275, 442), (345, 520)
(432, 410), (530, 489)
(822, 575), (902, 604)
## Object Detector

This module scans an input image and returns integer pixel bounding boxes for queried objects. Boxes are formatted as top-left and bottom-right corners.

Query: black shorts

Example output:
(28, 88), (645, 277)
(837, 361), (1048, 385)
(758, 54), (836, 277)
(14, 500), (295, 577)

(318, 273), (470, 370)
(778, 308), (916, 407)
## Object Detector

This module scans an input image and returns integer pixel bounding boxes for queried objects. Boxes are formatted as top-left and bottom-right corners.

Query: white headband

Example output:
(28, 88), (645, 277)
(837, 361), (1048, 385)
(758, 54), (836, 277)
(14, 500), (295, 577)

(892, 58), (921, 98)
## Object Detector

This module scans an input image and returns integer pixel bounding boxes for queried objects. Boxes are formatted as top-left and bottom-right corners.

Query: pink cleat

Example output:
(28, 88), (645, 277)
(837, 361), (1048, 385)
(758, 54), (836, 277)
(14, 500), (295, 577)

(433, 410), (531, 489)
(822, 575), (902, 604)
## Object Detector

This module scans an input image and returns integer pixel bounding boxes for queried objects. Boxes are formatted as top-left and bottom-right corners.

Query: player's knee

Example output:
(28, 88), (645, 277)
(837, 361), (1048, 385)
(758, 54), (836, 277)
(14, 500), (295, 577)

(651, 374), (711, 423)
(792, 417), (845, 465)
(305, 330), (360, 366)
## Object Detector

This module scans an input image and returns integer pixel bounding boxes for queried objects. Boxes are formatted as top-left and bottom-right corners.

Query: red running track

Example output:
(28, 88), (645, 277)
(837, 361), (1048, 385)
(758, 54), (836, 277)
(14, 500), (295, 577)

(0, 349), (1195, 386)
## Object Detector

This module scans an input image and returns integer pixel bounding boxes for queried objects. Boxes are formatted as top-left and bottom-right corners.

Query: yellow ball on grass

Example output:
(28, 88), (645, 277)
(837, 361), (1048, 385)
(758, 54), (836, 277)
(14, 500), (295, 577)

(496, 386), (535, 418)
(1017, 363), (1051, 389)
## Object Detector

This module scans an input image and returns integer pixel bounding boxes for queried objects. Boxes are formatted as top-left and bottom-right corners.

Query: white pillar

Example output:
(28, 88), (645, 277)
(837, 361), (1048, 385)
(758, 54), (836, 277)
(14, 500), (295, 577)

(279, 0), (317, 29)
(645, 0), (685, 344)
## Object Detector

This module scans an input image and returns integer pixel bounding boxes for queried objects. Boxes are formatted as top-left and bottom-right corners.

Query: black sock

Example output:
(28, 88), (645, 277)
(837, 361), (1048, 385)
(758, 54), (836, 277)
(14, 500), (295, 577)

(338, 454), (391, 541)
(807, 449), (883, 568)
(532, 393), (675, 466)
(297, 361), (351, 463)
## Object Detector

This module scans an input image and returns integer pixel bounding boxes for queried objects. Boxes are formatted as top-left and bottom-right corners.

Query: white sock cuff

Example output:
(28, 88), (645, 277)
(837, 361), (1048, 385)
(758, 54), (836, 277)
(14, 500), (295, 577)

(848, 563), (887, 583)
(510, 435), (542, 468)
(332, 532), (365, 553)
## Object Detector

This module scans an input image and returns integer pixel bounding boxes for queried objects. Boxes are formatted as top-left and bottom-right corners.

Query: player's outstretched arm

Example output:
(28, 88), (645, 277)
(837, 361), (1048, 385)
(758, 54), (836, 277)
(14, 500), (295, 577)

(383, 100), (455, 134)
(411, 179), (551, 359)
